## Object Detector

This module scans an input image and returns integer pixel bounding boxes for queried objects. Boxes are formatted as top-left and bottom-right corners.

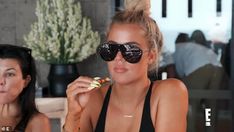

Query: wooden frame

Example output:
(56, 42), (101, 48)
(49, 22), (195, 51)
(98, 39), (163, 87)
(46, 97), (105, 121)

(231, 1), (234, 132)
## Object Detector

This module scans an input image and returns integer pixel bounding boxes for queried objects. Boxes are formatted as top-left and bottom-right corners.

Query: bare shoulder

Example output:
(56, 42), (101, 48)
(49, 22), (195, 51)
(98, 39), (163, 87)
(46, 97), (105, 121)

(26, 113), (51, 132)
(152, 78), (188, 131)
(153, 78), (188, 98)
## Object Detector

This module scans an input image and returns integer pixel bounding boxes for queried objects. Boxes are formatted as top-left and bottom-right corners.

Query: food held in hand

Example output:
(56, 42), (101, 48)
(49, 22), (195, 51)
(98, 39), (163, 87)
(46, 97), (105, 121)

(88, 77), (111, 90)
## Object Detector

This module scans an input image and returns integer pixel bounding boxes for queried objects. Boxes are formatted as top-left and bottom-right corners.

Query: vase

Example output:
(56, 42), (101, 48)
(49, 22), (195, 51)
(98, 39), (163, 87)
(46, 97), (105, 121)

(48, 64), (79, 97)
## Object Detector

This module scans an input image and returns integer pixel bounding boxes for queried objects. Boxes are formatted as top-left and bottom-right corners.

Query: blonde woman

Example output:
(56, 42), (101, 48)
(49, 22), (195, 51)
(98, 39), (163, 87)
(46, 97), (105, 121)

(63, 10), (188, 132)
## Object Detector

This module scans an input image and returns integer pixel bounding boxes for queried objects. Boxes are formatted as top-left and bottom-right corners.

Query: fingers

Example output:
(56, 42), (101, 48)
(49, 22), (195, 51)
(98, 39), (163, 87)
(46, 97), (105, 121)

(66, 76), (93, 97)
(67, 76), (93, 88)
(66, 76), (111, 99)
(67, 84), (89, 98)
(66, 76), (111, 113)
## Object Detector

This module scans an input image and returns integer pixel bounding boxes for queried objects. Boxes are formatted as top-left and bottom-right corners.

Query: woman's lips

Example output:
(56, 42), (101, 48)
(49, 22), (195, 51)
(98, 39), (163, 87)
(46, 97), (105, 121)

(113, 67), (128, 73)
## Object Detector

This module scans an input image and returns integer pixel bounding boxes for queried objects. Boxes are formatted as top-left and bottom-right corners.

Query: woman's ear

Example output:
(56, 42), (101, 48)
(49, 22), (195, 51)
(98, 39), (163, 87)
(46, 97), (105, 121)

(148, 49), (157, 65)
(24, 75), (31, 88)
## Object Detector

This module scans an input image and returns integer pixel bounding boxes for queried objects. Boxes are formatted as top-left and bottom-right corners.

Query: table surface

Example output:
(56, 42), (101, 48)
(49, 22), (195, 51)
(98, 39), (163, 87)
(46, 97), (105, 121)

(35, 97), (67, 131)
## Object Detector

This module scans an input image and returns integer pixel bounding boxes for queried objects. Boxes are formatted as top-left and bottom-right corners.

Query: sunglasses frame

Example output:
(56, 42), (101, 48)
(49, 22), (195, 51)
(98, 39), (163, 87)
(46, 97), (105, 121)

(98, 41), (145, 63)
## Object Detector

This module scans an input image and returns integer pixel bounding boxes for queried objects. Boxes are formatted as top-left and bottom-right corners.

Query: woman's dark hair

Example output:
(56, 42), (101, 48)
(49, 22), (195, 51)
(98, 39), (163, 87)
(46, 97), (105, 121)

(0, 44), (39, 131)
(175, 33), (189, 44)
(190, 30), (208, 47)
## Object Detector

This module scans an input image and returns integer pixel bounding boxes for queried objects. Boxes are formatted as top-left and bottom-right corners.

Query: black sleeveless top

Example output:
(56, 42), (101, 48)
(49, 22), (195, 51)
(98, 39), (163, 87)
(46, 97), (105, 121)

(95, 82), (155, 132)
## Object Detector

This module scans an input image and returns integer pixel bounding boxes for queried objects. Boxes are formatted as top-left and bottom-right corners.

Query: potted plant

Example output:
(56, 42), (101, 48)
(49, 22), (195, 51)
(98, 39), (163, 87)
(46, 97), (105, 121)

(24, 0), (100, 97)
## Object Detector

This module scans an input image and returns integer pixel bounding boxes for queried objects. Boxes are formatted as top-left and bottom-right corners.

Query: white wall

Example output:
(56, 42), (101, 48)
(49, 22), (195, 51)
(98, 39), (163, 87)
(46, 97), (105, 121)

(150, 0), (232, 52)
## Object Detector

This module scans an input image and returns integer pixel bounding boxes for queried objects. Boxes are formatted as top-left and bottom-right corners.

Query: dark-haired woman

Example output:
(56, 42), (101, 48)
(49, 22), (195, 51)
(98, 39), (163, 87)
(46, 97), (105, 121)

(64, 10), (188, 132)
(0, 44), (50, 132)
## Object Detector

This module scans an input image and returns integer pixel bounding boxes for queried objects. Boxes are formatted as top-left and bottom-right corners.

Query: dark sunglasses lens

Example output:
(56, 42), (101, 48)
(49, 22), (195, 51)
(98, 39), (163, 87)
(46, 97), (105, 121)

(98, 44), (118, 61)
(121, 44), (142, 63)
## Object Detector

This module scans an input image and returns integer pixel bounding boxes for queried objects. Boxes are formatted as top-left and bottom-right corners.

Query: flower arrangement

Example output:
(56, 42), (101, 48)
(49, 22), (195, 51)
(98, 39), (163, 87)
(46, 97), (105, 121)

(24, 0), (100, 64)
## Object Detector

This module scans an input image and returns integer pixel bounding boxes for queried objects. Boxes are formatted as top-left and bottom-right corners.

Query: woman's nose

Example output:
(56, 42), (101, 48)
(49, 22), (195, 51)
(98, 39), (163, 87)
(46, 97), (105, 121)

(0, 76), (5, 86)
(114, 51), (125, 62)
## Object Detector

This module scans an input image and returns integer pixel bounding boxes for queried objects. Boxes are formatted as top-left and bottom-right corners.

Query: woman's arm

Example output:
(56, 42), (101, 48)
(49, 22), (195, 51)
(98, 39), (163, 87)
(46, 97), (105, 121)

(26, 113), (51, 132)
(63, 110), (82, 132)
(155, 79), (188, 132)
(63, 76), (97, 132)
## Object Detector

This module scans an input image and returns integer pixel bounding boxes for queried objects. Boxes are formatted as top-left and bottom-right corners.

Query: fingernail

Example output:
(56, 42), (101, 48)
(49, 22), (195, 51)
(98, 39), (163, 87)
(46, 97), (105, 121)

(105, 77), (111, 81)
(87, 86), (95, 90)
(94, 77), (101, 80)
(92, 80), (101, 85)
(90, 83), (100, 88)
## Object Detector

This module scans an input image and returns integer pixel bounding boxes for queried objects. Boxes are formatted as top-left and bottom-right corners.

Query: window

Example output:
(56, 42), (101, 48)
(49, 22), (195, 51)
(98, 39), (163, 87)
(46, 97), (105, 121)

(188, 0), (192, 17)
(162, 0), (167, 17)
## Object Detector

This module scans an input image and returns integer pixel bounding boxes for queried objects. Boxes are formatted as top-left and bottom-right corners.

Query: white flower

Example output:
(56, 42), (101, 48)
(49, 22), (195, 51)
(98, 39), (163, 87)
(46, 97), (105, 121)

(24, 0), (100, 64)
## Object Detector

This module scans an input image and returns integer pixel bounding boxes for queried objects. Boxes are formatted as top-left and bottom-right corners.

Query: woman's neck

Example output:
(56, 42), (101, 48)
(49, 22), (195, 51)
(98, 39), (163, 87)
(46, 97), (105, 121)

(0, 100), (21, 131)
(0, 99), (21, 118)
(112, 77), (151, 107)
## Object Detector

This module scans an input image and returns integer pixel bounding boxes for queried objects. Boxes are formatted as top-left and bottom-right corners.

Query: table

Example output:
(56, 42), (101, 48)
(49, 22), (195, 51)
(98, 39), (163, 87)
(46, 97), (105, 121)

(35, 98), (67, 131)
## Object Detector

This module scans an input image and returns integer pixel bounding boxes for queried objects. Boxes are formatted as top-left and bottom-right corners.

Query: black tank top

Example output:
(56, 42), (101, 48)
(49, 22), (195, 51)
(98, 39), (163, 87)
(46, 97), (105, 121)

(95, 82), (155, 132)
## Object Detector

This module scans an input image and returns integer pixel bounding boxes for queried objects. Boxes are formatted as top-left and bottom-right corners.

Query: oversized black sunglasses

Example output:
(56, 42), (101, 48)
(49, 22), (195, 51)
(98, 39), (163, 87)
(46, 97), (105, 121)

(98, 41), (144, 63)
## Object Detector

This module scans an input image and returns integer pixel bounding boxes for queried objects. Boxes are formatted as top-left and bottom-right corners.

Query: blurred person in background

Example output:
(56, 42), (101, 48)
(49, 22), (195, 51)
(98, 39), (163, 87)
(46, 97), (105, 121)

(174, 32), (224, 91)
(174, 33), (225, 132)
(190, 29), (211, 49)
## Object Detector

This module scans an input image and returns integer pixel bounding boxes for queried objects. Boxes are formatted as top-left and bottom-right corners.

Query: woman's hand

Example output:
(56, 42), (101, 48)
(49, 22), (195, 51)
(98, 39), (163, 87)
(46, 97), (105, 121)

(66, 76), (95, 114)
(64, 76), (97, 132)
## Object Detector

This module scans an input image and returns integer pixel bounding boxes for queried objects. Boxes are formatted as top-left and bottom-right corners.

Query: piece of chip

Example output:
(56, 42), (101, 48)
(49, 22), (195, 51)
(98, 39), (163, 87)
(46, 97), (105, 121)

(88, 77), (111, 90)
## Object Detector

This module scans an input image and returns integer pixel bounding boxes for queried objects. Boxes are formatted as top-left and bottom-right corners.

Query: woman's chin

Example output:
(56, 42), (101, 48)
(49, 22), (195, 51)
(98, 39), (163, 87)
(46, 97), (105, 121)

(0, 96), (16, 104)
(111, 76), (133, 85)
(0, 100), (10, 104)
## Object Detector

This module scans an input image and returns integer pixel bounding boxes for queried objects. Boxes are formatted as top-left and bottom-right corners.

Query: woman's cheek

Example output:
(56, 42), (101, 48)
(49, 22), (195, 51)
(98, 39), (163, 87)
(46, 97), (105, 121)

(6, 79), (25, 101)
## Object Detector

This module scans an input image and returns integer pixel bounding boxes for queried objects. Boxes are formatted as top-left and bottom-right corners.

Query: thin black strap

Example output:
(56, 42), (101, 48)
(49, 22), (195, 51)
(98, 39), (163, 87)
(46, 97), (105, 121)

(139, 82), (155, 132)
(95, 86), (112, 132)
(95, 82), (154, 132)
